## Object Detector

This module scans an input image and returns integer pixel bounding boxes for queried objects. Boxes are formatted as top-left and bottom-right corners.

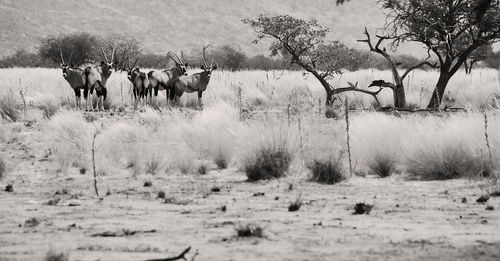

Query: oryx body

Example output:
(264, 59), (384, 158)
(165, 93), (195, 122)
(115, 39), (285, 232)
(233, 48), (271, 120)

(62, 66), (88, 109)
(83, 46), (115, 111)
(171, 45), (217, 108)
(126, 58), (149, 110)
(147, 52), (187, 105)
(59, 48), (90, 110)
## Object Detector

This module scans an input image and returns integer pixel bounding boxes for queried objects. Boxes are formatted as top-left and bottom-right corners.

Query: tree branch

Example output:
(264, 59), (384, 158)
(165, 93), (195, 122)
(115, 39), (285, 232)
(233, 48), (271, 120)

(145, 247), (191, 261)
(333, 82), (382, 105)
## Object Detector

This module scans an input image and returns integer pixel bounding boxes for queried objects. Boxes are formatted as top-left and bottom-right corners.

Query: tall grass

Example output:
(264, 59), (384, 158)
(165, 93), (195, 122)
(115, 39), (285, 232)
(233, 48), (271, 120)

(45, 111), (93, 173)
(1, 68), (499, 182)
(1, 68), (499, 111)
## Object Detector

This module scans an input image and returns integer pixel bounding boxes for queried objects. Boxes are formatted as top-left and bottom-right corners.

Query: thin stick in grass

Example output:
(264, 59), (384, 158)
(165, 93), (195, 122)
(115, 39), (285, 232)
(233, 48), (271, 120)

(483, 112), (496, 183)
(345, 98), (353, 177)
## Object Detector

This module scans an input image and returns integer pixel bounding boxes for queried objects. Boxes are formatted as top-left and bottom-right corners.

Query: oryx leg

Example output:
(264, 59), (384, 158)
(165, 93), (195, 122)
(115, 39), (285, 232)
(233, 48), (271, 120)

(102, 87), (107, 111)
(168, 88), (176, 105)
(198, 91), (203, 109)
(84, 87), (90, 111)
(133, 88), (138, 111)
(88, 85), (95, 111)
(74, 88), (81, 110)
(153, 85), (159, 107)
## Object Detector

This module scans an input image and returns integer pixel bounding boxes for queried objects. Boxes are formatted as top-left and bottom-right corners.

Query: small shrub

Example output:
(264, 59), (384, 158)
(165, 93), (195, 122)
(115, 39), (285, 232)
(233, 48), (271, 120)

(353, 203), (374, 215)
(145, 156), (163, 175)
(157, 191), (166, 199)
(367, 153), (396, 178)
(288, 195), (303, 212)
(24, 217), (40, 227)
(477, 194), (489, 204)
(44, 249), (69, 261)
(235, 224), (264, 238)
(406, 143), (484, 180)
(197, 163), (208, 175)
(307, 157), (345, 184)
(244, 148), (292, 181)
(214, 152), (229, 169)
(143, 181), (152, 187)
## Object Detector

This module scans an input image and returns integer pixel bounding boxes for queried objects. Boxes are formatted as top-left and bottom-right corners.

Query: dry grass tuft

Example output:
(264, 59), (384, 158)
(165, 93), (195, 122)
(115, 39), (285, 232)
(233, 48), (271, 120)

(307, 156), (345, 184)
(245, 147), (292, 181)
(235, 223), (264, 238)
(44, 249), (69, 261)
(367, 152), (396, 178)
(0, 91), (22, 122)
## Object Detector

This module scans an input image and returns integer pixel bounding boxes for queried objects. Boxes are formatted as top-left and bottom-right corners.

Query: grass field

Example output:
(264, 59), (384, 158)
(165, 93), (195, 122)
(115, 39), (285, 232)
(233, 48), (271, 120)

(1, 67), (500, 260)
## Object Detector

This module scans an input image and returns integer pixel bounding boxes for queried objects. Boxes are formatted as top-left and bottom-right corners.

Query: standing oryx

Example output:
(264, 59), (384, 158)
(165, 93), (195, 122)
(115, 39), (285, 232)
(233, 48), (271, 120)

(126, 58), (149, 110)
(59, 48), (89, 110)
(83, 45), (115, 111)
(171, 45), (217, 108)
(147, 52), (188, 106)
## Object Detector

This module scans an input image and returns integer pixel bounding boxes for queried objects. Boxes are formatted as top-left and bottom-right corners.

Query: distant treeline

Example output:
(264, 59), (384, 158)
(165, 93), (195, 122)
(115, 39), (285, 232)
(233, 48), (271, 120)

(1, 32), (499, 71)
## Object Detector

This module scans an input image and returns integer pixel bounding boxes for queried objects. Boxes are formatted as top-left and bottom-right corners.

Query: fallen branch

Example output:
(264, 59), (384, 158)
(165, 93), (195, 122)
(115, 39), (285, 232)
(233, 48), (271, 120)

(334, 82), (382, 106)
(145, 247), (191, 261)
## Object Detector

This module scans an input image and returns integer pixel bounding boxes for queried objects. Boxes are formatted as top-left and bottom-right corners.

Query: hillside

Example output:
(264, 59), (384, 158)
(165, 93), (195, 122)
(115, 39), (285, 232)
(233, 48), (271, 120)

(0, 0), (400, 58)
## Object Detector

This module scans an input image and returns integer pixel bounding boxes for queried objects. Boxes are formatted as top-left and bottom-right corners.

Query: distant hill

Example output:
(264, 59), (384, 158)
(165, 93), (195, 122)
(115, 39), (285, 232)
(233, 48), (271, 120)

(0, 0), (445, 58)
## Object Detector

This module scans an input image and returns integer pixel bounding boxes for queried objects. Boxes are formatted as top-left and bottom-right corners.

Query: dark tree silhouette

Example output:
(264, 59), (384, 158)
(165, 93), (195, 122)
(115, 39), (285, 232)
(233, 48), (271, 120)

(381, 0), (500, 108)
(358, 28), (437, 108)
(39, 32), (99, 66)
(243, 14), (382, 113)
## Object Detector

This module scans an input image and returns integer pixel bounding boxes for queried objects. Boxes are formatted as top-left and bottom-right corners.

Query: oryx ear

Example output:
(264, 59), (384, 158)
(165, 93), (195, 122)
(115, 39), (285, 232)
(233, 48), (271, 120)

(184, 63), (188, 67)
(212, 64), (218, 70)
(70, 63), (75, 68)
(201, 65), (205, 70)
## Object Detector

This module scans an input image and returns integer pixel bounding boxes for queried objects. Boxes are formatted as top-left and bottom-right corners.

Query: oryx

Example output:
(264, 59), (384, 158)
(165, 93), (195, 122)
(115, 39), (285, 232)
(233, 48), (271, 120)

(171, 45), (217, 108)
(83, 45), (115, 111)
(147, 52), (188, 106)
(59, 48), (89, 110)
(126, 58), (149, 110)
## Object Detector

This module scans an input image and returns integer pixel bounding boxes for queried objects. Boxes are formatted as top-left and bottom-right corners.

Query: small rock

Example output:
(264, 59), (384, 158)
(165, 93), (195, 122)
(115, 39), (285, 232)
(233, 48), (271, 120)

(211, 187), (221, 192)
(46, 198), (60, 206)
(461, 197), (467, 203)
(24, 217), (40, 227)
(68, 200), (81, 206)
(144, 181), (152, 187)
(5, 184), (13, 192)
(485, 206), (494, 211)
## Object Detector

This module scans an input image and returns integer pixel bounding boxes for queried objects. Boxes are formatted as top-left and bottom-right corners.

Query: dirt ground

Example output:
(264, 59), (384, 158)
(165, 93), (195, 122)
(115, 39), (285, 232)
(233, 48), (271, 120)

(1, 114), (500, 261)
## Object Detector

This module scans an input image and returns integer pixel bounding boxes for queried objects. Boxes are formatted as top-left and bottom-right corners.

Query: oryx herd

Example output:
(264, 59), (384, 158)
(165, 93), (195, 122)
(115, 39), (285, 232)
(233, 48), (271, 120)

(60, 45), (217, 111)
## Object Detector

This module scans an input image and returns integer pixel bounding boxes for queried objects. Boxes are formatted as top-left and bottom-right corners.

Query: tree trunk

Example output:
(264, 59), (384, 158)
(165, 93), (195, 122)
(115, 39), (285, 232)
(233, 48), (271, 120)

(427, 73), (451, 109)
(393, 83), (406, 108)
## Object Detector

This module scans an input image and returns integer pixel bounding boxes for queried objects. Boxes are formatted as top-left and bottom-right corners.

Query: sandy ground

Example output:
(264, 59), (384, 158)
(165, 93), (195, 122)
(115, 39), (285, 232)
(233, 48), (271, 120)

(1, 114), (500, 261)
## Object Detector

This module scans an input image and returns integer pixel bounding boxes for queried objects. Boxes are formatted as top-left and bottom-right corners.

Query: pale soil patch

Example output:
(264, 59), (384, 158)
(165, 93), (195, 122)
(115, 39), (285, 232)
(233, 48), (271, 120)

(0, 114), (499, 261)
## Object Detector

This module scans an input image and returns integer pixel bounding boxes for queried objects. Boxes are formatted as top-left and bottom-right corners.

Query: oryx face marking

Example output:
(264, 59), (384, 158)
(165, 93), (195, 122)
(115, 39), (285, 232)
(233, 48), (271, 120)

(61, 64), (71, 78)
(176, 63), (188, 75)
(101, 61), (114, 75)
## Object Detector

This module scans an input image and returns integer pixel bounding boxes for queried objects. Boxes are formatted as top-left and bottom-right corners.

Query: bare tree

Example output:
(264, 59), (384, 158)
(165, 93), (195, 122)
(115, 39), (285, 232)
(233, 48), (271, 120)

(358, 28), (437, 108)
(243, 14), (381, 112)
(381, 0), (500, 108)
